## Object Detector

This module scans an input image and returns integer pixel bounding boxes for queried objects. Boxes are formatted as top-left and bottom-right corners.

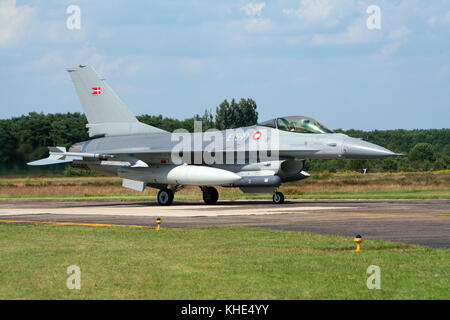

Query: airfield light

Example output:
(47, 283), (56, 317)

(354, 234), (363, 252)
(156, 218), (162, 231)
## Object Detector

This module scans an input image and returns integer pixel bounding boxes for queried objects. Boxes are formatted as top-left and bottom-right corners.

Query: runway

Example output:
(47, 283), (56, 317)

(0, 199), (449, 248)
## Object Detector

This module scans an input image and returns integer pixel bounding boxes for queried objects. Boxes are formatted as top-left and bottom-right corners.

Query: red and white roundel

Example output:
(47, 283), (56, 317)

(253, 131), (262, 141)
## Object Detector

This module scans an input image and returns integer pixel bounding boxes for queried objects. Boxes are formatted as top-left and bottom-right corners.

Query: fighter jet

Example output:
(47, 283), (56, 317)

(28, 66), (401, 205)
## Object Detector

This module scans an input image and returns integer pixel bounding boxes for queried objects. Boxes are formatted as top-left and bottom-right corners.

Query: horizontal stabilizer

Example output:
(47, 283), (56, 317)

(27, 146), (150, 168)
(27, 158), (74, 166)
(27, 146), (82, 166)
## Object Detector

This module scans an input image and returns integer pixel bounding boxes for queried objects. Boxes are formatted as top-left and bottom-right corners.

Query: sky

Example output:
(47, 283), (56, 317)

(0, 0), (449, 130)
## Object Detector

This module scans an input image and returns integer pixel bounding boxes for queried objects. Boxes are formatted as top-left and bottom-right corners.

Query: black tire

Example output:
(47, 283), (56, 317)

(202, 187), (219, 204)
(157, 188), (174, 206)
(273, 192), (285, 204)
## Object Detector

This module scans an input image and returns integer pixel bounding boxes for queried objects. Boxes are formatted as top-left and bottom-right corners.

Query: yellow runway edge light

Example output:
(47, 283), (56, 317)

(156, 217), (161, 231)
(354, 234), (363, 251)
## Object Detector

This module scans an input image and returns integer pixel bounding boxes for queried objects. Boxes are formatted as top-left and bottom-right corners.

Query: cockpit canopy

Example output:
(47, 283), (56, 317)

(259, 116), (334, 134)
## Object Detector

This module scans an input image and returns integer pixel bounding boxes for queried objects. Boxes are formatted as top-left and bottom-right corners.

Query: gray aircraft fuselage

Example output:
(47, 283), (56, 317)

(68, 124), (397, 190)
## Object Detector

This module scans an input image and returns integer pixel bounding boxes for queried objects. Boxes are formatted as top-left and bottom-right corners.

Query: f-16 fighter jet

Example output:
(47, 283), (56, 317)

(29, 66), (401, 205)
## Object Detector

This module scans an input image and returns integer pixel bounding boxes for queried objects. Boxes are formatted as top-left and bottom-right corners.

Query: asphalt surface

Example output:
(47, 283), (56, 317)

(0, 199), (449, 248)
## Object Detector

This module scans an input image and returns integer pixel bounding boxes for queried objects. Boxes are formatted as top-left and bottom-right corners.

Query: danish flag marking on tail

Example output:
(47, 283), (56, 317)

(92, 87), (101, 95)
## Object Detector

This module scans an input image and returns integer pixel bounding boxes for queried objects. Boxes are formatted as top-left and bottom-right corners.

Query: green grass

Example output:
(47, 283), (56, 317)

(284, 188), (450, 200)
(0, 224), (448, 299)
(0, 187), (448, 202)
(1, 171), (448, 201)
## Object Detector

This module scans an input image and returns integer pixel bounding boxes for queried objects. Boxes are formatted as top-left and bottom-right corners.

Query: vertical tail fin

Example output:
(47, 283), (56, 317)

(67, 65), (165, 137)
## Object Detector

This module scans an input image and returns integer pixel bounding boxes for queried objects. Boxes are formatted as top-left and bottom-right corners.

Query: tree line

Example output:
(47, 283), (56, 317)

(0, 98), (448, 175)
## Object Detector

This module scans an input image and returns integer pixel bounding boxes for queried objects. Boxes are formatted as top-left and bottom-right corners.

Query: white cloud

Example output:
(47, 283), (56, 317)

(20, 52), (65, 72)
(429, 10), (450, 27)
(125, 63), (140, 76)
(0, 0), (35, 46)
(283, 0), (356, 28)
(428, 15), (438, 27)
(20, 46), (130, 79)
(235, 2), (272, 35)
(87, 53), (125, 77)
(445, 11), (450, 24)
(240, 2), (266, 17)
(311, 18), (375, 45)
(388, 26), (409, 40)
(242, 17), (273, 34)
(39, 20), (87, 43)
(375, 42), (402, 59)
(283, 0), (334, 23)
(178, 57), (207, 74)
(0, 0), (87, 47)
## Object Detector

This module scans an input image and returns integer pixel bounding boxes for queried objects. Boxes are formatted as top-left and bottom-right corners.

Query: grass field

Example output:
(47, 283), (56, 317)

(0, 223), (448, 299)
(0, 171), (449, 201)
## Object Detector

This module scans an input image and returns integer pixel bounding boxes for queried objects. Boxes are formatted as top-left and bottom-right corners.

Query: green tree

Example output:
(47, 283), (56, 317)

(0, 120), (14, 163)
(409, 143), (436, 162)
(381, 158), (398, 171)
(433, 156), (449, 170)
(345, 160), (370, 171)
(193, 109), (215, 131)
(215, 98), (258, 130)
(236, 98), (258, 128)
(215, 99), (232, 130)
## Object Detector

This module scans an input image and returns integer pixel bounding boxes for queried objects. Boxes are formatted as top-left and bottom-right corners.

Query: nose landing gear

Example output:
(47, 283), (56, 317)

(272, 191), (285, 204)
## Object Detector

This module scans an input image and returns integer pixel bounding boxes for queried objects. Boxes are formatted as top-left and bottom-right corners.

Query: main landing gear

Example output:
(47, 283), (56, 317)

(156, 186), (219, 206)
(201, 186), (219, 204)
(157, 188), (174, 206)
(272, 191), (285, 204)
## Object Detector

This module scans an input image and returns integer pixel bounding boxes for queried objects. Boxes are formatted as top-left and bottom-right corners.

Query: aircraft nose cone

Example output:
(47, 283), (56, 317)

(343, 137), (396, 159)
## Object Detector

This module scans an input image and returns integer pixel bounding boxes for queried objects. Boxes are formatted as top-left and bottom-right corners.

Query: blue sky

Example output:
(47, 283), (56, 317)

(0, 0), (449, 130)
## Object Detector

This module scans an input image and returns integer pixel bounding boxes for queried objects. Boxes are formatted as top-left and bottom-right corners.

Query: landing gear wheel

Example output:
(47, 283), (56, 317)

(202, 187), (219, 204)
(157, 188), (174, 206)
(273, 192), (285, 204)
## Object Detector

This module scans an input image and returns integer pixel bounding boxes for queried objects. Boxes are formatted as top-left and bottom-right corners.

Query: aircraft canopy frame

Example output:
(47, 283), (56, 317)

(259, 116), (334, 134)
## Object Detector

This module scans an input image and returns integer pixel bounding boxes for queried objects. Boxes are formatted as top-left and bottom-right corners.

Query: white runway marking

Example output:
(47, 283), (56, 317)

(0, 205), (356, 217)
